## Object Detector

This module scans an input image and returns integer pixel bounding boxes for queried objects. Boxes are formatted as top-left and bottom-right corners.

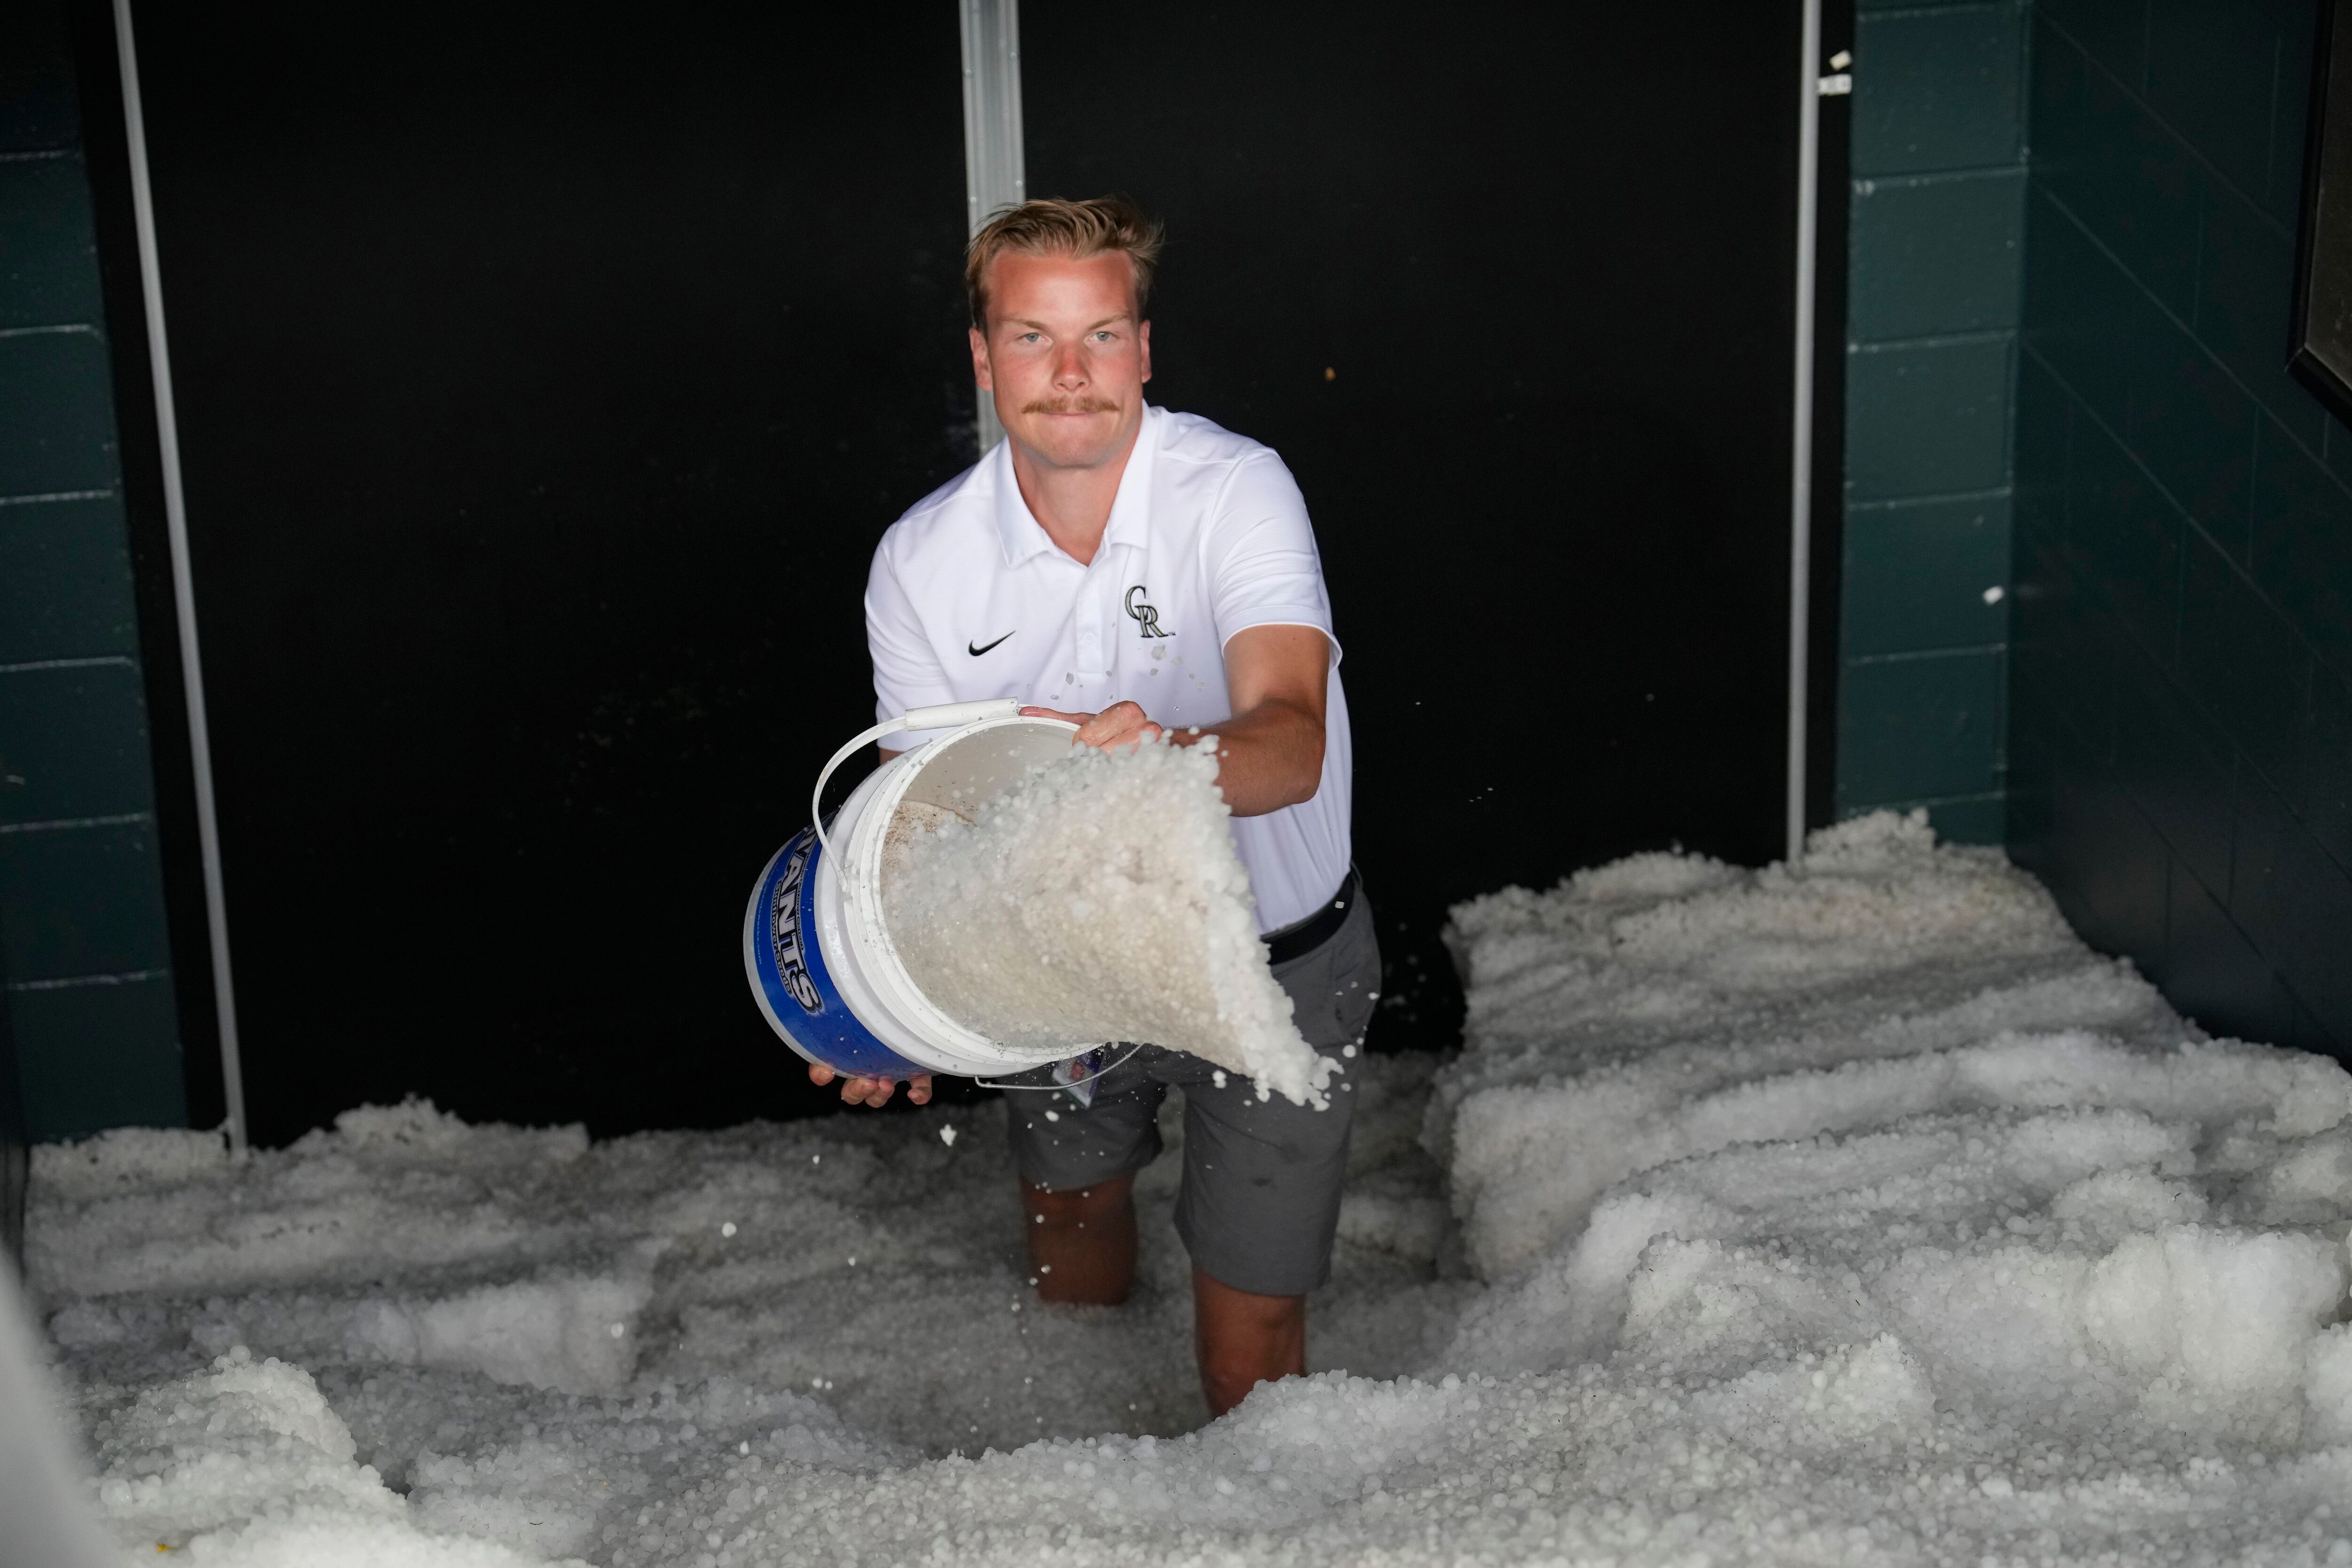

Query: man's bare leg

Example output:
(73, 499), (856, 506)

(1192, 1266), (1305, 1417)
(1021, 1174), (1136, 1305)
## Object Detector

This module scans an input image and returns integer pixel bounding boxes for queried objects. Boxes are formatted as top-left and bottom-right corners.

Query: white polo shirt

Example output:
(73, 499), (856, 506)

(865, 404), (1352, 934)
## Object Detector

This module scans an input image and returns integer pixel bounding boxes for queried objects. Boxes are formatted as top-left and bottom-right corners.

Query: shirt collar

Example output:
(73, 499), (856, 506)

(988, 404), (1160, 567)
(1099, 405), (1160, 557)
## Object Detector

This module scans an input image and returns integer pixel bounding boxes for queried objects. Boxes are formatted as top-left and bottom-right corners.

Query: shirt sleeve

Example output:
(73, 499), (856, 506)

(865, 533), (957, 732)
(1202, 452), (1341, 663)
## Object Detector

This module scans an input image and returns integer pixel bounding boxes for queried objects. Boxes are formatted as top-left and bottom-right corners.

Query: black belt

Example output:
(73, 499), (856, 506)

(1262, 868), (1362, 965)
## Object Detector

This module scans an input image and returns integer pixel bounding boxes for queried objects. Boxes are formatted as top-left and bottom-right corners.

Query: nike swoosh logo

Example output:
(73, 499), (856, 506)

(967, 631), (1015, 657)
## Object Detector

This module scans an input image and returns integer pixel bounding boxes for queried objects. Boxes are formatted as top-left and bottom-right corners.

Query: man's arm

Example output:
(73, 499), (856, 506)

(1025, 622), (1330, 817)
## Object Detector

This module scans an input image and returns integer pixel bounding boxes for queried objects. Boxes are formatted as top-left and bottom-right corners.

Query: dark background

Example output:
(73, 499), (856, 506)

(81, 0), (1832, 1144)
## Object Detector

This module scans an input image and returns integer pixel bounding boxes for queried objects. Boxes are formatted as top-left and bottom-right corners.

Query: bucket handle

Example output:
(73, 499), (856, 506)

(810, 698), (1025, 853)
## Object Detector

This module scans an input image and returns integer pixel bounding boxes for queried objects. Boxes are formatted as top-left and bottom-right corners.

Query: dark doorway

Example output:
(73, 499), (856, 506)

(101, 2), (1827, 1142)
(111, 3), (975, 1143)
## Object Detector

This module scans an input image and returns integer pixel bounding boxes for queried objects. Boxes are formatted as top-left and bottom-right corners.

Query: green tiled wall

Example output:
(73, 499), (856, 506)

(2011, 0), (2352, 1053)
(0, 0), (187, 1138)
(1836, 0), (2031, 840)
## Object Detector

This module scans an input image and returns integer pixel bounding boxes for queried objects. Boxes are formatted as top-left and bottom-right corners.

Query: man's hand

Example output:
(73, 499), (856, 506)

(1020, 625), (1330, 818)
(1021, 699), (1161, 751)
(808, 1062), (932, 1107)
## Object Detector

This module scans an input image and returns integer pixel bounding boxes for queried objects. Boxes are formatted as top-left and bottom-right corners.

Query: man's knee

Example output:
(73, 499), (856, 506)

(1023, 1174), (1137, 1306)
(1023, 1172), (1134, 1226)
(1191, 1266), (1306, 1415)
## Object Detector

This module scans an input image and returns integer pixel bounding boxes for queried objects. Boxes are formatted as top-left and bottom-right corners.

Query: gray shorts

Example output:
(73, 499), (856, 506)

(1004, 888), (1381, 1297)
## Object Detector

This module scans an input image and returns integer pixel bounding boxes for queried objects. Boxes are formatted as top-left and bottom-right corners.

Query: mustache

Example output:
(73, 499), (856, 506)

(1022, 397), (1122, 415)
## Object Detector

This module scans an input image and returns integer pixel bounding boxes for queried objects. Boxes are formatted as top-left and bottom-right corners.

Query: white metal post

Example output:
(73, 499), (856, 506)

(1786, 0), (1824, 866)
(959, 0), (1026, 454)
(112, 0), (247, 1154)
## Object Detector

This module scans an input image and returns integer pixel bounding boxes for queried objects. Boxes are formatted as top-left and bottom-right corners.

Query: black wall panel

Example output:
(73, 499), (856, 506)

(129, 3), (974, 1142)
(1023, 1), (1807, 1034)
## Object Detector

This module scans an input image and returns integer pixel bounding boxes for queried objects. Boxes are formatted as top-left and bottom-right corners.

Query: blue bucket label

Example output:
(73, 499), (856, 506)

(766, 832), (823, 1015)
(749, 825), (926, 1081)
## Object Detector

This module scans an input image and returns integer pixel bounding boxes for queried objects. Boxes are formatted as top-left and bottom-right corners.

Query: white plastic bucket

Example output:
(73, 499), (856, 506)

(743, 704), (1091, 1080)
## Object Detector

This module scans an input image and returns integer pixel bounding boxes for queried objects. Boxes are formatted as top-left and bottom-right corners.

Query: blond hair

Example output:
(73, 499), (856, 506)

(965, 196), (1165, 330)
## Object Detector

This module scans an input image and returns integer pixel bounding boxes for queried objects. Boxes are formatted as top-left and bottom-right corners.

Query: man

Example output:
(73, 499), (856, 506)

(808, 197), (1377, 1417)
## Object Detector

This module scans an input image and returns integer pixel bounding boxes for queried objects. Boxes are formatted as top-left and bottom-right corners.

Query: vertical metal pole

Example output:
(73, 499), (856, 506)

(1786, 0), (1823, 866)
(959, 0), (1026, 454)
(113, 0), (247, 1155)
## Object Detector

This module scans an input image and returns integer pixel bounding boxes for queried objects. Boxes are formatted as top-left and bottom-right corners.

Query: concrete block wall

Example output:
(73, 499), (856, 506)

(1836, 0), (2031, 843)
(0, 0), (187, 1138)
(2009, 0), (2352, 1053)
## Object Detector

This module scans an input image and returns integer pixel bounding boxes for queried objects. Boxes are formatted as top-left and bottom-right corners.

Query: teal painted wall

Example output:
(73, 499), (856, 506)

(1836, 0), (2032, 844)
(2009, 0), (2352, 1053)
(0, 0), (188, 1137)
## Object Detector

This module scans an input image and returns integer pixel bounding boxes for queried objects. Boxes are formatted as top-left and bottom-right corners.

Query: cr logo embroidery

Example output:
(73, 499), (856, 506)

(1124, 585), (1172, 639)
